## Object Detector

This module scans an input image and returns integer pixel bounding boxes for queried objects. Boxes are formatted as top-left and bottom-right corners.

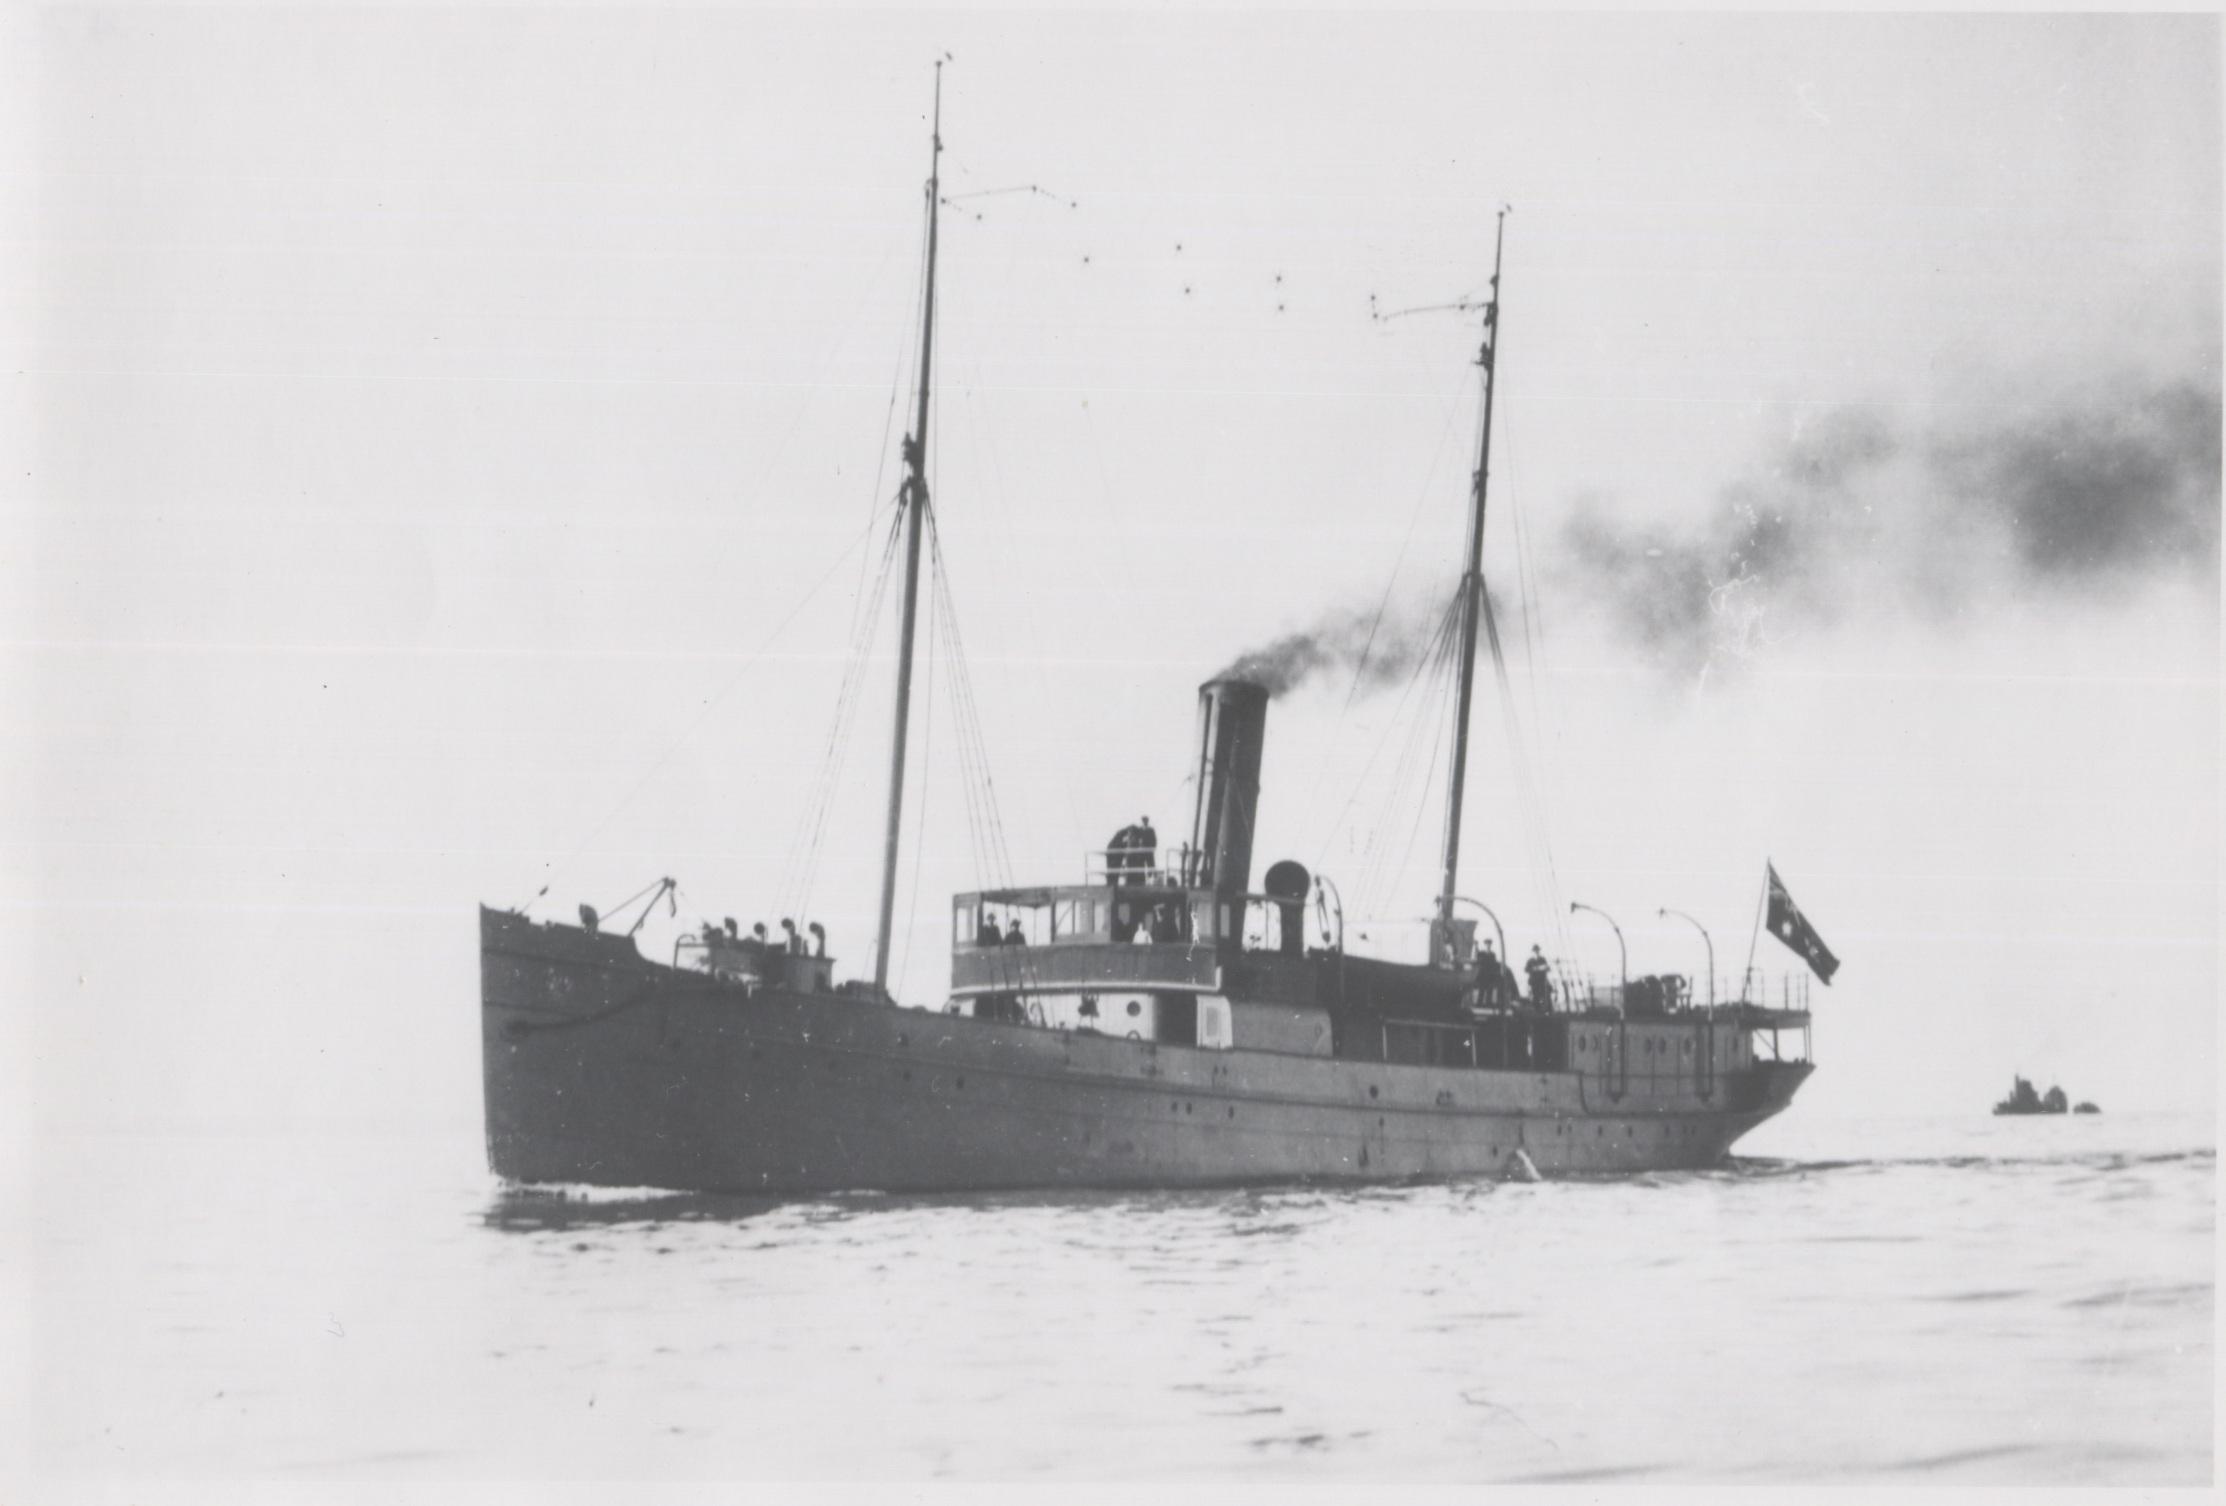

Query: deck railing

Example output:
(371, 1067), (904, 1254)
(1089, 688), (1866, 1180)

(1082, 842), (1206, 888)
(1549, 967), (1814, 1016)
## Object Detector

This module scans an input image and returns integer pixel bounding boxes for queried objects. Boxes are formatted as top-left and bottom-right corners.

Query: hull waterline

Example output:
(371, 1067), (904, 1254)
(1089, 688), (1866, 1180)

(483, 908), (1810, 1194)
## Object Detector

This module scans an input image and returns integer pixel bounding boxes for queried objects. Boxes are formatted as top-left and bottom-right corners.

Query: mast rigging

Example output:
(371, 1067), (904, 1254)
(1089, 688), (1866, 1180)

(1435, 207), (1509, 959)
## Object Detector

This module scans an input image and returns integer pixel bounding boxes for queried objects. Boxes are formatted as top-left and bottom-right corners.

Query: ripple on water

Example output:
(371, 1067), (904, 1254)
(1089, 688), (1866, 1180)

(1878, 1442), (2040, 1474)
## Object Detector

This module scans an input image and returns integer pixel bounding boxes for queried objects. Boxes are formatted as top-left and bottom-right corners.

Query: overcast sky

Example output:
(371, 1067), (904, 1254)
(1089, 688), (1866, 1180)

(7, 9), (2218, 1139)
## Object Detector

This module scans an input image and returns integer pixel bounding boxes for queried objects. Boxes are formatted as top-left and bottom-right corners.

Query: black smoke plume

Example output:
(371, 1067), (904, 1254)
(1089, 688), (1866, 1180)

(1216, 602), (1445, 699)
(1558, 375), (2220, 684)
(1214, 374), (2217, 699)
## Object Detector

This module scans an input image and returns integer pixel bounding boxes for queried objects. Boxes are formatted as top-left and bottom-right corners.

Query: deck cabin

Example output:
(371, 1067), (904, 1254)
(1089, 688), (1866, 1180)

(947, 855), (1812, 1087)
(935, 675), (1813, 1091)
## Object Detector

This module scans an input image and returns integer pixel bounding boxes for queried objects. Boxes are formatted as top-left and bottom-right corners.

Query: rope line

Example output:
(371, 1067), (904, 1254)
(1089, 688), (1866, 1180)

(781, 500), (908, 919)
(514, 503), (898, 914)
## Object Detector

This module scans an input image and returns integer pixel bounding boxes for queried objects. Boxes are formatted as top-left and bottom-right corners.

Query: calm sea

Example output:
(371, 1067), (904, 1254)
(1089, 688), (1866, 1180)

(22, 1111), (2213, 1488)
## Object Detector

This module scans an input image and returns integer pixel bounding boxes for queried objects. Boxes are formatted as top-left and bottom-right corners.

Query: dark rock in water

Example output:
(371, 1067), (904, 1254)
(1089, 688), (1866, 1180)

(1993, 1075), (2072, 1115)
(2074, 1101), (2101, 1114)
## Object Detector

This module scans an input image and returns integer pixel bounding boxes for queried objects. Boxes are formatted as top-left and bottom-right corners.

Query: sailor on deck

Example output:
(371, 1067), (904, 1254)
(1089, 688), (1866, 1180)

(1524, 945), (1554, 1012)
(1476, 941), (1504, 1010)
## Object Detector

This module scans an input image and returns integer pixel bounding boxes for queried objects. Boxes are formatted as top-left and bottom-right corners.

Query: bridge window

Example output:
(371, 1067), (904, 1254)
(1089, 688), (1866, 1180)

(1054, 897), (1104, 942)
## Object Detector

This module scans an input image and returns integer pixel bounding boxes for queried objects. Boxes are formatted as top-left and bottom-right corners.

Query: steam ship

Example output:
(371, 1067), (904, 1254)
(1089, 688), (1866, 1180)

(479, 76), (1819, 1193)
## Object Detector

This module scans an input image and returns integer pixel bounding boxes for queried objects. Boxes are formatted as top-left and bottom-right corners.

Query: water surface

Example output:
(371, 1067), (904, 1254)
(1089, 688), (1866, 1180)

(25, 1112), (2213, 1484)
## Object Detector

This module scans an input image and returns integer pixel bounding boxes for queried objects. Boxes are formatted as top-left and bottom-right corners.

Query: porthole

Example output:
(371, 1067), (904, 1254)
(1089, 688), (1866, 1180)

(1127, 1000), (1142, 1017)
(1368, 1085), (1379, 1100)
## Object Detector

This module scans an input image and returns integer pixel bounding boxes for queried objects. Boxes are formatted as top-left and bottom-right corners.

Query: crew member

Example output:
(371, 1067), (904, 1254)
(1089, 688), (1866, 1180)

(1004, 917), (1027, 947)
(1106, 823), (1136, 881)
(1524, 945), (1554, 1012)
(1134, 816), (1157, 879)
(1476, 941), (1504, 1010)
(976, 911), (1003, 948)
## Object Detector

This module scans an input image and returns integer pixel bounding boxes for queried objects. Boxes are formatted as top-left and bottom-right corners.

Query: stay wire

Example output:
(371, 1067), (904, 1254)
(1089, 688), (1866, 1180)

(783, 500), (908, 918)
(1386, 618), (1463, 919)
(928, 510), (1017, 891)
(788, 503), (903, 909)
(1340, 384), (1469, 718)
(1316, 570), (1460, 886)
(1351, 589), (1462, 917)
(515, 502), (899, 914)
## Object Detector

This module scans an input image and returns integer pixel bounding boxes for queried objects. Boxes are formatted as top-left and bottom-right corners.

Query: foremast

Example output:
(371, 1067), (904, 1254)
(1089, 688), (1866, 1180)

(1435, 208), (1509, 956)
(872, 64), (945, 996)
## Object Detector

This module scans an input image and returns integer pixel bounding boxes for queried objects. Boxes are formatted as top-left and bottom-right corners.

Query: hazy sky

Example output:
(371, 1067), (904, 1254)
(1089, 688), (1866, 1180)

(8, 9), (2218, 1138)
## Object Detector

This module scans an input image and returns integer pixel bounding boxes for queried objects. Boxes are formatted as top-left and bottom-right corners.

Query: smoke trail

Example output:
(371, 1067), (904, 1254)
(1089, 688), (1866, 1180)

(1557, 375), (2221, 684)
(1215, 603), (1442, 698)
(1214, 373), (2217, 698)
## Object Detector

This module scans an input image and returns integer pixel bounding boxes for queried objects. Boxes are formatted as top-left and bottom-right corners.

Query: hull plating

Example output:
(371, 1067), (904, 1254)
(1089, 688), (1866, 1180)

(482, 908), (1809, 1193)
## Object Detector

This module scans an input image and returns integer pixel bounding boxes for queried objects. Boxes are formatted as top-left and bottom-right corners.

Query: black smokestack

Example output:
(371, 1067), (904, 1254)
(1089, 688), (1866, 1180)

(1188, 678), (1269, 896)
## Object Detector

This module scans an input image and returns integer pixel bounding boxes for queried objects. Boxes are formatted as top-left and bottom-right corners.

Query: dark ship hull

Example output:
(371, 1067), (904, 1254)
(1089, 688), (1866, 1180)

(483, 906), (1810, 1192)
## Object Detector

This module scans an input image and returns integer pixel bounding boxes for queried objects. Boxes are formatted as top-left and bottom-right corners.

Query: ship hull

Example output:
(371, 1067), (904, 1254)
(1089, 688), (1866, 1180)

(483, 908), (1810, 1192)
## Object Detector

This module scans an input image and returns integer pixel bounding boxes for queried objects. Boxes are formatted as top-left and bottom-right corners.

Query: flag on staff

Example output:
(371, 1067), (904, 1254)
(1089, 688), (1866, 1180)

(1765, 863), (1840, 984)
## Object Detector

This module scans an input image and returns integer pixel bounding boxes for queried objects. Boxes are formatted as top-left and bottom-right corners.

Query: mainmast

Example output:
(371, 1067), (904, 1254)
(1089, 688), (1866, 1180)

(1435, 208), (1508, 955)
(872, 64), (944, 996)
